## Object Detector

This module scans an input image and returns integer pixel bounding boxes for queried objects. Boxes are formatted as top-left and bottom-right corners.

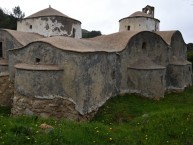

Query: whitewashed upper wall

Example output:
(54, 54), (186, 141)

(17, 17), (82, 38)
(119, 17), (160, 32)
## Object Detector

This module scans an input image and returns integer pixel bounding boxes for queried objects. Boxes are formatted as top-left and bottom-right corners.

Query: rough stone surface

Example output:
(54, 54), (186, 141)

(0, 6), (191, 121)
(8, 31), (192, 117)
(11, 94), (96, 121)
(0, 76), (14, 106)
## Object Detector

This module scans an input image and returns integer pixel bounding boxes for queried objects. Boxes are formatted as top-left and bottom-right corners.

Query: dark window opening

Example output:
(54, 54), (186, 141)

(30, 25), (32, 29)
(189, 66), (191, 71)
(36, 58), (40, 63)
(161, 76), (163, 84)
(0, 42), (3, 58)
(111, 70), (116, 80)
(127, 26), (130, 31)
(73, 28), (76, 37)
(142, 42), (147, 50)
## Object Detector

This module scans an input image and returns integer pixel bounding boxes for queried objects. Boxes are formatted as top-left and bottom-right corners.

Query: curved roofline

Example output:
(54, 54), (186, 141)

(155, 30), (186, 45)
(119, 16), (160, 22)
(9, 37), (116, 53)
(9, 31), (169, 53)
(15, 63), (63, 71)
(23, 15), (81, 24)
(23, 7), (81, 24)
(119, 11), (160, 22)
(89, 31), (169, 52)
(1, 29), (44, 46)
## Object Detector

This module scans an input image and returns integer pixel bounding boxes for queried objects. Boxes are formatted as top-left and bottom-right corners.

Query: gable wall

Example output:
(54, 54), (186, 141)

(119, 32), (169, 93)
(10, 42), (118, 114)
(0, 30), (22, 59)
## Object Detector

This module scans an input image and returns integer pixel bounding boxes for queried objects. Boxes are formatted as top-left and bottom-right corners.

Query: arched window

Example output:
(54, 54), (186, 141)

(36, 58), (40, 63)
(142, 42), (147, 50)
(73, 28), (76, 37)
(0, 42), (2, 57)
(127, 26), (130, 31)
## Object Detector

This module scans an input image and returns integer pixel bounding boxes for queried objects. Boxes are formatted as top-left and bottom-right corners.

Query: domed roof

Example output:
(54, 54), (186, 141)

(129, 11), (152, 18)
(25, 6), (80, 22)
(119, 11), (160, 22)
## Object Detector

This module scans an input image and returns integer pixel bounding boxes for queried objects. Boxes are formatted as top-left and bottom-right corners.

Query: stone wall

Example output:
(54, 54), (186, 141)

(166, 64), (192, 90)
(0, 30), (22, 59)
(119, 32), (169, 94)
(9, 42), (117, 115)
(127, 68), (166, 99)
(0, 75), (14, 106)
(12, 93), (96, 121)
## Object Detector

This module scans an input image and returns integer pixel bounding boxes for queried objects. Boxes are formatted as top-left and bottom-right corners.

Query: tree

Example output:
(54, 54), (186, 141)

(187, 43), (193, 51)
(82, 29), (102, 38)
(12, 6), (25, 19)
(0, 6), (25, 30)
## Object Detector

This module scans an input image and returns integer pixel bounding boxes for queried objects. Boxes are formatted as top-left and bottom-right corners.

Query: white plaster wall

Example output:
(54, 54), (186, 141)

(17, 17), (82, 38)
(119, 17), (160, 32)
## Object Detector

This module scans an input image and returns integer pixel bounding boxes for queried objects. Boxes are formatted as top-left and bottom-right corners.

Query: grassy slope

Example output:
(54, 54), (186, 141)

(1, 87), (193, 145)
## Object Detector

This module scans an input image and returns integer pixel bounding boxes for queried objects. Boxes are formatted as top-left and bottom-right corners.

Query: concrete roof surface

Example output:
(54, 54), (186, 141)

(0, 59), (8, 65)
(129, 11), (152, 18)
(25, 7), (80, 22)
(35, 36), (114, 52)
(156, 31), (178, 45)
(15, 63), (63, 70)
(119, 11), (160, 22)
(2, 29), (43, 46)
(40, 31), (144, 52)
(89, 31), (141, 51)
(27, 31), (163, 53)
(26, 7), (69, 18)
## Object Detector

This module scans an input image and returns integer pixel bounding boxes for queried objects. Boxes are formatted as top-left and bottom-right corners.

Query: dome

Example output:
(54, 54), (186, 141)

(17, 6), (82, 38)
(128, 11), (152, 18)
(25, 6), (80, 22)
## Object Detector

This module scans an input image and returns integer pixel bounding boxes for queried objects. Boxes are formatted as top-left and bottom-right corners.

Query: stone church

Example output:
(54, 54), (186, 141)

(0, 5), (191, 120)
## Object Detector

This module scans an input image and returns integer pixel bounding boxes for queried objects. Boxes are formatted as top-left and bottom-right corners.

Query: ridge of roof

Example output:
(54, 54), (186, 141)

(119, 11), (160, 22)
(26, 7), (69, 18)
(129, 11), (152, 18)
(155, 31), (178, 45)
(20, 31), (143, 53)
(2, 29), (44, 46)
(24, 7), (80, 22)
(10, 31), (168, 53)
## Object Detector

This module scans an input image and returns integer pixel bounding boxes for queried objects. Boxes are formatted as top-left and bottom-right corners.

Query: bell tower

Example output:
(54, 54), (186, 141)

(142, 5), (155, 18)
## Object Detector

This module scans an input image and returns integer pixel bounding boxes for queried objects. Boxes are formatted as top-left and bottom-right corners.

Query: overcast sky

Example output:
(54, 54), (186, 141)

(0, 0), (193, 43)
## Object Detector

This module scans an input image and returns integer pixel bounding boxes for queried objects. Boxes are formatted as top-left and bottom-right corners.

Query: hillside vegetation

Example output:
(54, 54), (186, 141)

(0, 6), (24, 30)
(1, 86), (193, 145)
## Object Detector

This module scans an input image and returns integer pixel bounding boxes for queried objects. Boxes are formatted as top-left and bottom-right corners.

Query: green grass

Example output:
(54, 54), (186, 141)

(1, 87), (193, 144)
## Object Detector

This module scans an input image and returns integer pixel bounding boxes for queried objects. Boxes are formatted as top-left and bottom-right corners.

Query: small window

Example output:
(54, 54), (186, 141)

(127, 26), (130, 31)
(72, 28), (76, 37)
(0, 42), (2, 57)
(111, 70), (116, 80)
(36, 58), (40, 63)
(142, 42), (147, 50)
(29, 25), (32, 29)
(189, 66), (191, 71)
